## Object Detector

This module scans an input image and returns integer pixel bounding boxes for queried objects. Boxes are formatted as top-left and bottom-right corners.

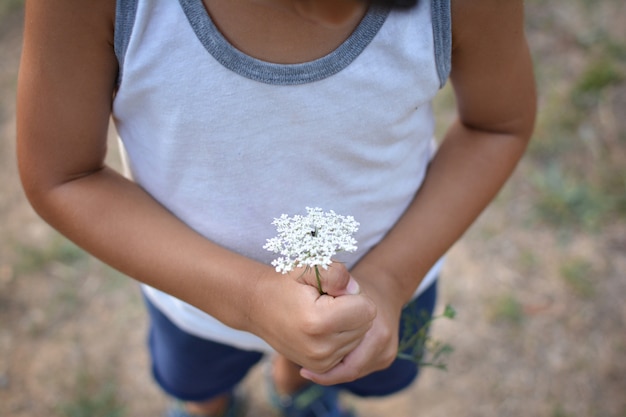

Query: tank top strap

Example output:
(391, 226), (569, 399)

(114, 0), (139, 87)
(431, 0), (452, 88)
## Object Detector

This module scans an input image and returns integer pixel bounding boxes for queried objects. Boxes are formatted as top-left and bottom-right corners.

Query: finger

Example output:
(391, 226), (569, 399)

(299, 263), (361, 296)
(321, 263), (361, 296)
(300, 355), (363, 386)
(314, 293), (376, 331)
(300, 336), (379, 385)
(300, 335), (364, 374)
(298, 314), (372, 367)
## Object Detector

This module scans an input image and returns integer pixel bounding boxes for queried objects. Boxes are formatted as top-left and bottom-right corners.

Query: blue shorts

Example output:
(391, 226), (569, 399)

(143, 280), (437, 402)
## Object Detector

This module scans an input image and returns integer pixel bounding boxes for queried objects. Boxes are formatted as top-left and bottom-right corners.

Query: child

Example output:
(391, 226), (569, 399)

(16, 0), (536, 416)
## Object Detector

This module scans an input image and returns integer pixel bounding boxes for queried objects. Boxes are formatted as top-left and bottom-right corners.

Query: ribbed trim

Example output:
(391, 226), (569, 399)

(431, 0), (451, 88)
(178, 0), (390, 85)
(114, 0), (451, 87)
(114, 0), (139, 87)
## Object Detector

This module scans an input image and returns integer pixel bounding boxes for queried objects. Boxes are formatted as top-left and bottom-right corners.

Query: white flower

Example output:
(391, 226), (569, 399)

(264, 207), (359, 274)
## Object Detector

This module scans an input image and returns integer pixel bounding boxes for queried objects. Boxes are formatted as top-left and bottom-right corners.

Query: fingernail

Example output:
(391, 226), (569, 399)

(346, 277), (361, 295)
(299, 369), (313, 380)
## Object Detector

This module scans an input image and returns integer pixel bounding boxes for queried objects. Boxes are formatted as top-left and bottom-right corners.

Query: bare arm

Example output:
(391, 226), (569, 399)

(17, 0), (375, 373)
(303, 0), (537, 384)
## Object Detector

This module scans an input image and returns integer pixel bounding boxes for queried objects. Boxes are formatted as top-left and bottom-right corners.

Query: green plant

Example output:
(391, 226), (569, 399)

(15, 234), (87, 274)
(572, 58), (623, 111)
(0, 0), (24, 17)
(524, 3), (626, 229)
(560, 257), (595, 297)
(518, 248), (540, 272)
(531, 164), (611, 230)
(551, 404), (573, 417)
(488, 294), (524, 325)
(59, 373), (125, 417)
(598, 165), (626, 219)
(397, 304), (456, 370)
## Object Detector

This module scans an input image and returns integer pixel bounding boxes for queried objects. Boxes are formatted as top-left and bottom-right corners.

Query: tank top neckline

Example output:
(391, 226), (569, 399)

(177, 0), (391, 85)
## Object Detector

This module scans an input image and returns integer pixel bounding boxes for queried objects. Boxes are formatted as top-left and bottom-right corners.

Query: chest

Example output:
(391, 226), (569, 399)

(201, 0), (367, 64)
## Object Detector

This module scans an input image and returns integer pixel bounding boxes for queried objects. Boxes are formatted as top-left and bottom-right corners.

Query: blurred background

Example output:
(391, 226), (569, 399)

(0, 1), (624, 416)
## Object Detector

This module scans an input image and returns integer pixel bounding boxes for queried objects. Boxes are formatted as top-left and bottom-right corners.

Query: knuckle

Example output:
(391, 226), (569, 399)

(380, 349), (396, 369)
(376, 340), (399, 370)
(377, 322), (394, 343)
(330, 262), (348, 274)
(342, 368), (361, 382)
(330, 263), (350, 280)
(303, 343), (334, 363)
(307, 356), (334, 373)
(307, 347), (328, 362)
(299, 310), (324, 335)
(301, 317), (328, 337)
(365, 303), (377, 321)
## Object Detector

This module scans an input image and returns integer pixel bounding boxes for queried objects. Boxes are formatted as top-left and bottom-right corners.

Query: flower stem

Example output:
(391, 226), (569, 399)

(314, 266), (326, 295)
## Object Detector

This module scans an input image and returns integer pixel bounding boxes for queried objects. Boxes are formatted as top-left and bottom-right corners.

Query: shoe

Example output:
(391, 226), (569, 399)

(166, 394), (246, 417)
(267, 372), (355, 417)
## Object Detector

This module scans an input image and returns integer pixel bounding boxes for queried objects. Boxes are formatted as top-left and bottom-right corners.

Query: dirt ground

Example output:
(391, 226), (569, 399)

(1, 4), (625, 417)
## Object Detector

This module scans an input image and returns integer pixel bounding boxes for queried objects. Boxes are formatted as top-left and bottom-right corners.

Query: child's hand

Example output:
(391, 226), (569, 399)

(247, 264), (376, 374)
(300, 298), (400, 385)
(299, 265), (404, 385)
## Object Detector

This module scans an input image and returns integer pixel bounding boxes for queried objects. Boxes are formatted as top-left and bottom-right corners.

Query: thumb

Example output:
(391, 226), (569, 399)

(301, 263), (361, 297)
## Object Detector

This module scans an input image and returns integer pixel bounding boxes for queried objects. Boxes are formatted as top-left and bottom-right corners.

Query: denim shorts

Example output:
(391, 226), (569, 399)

(143, 279), (438, 402)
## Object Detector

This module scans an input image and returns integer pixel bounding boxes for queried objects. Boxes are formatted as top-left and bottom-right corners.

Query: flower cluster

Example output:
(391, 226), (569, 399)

(264, 207), (359, 274)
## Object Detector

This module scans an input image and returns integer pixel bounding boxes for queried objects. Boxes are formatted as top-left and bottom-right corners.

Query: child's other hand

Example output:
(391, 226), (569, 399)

(299, 303), (399, 385)
(248, 264), (376, 374)
(299, 266), (403, 385)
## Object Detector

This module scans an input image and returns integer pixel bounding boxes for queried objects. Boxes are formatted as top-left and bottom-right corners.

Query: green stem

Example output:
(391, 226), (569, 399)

(314, 266), (326, 295)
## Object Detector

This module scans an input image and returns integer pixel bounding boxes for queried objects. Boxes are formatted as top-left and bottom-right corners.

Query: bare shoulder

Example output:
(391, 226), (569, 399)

(448, 0), (535, 136)
(18, 0), (119, 193)
(20, 0), (118, 93)
(450, 0), (526, 49)
(23, 0), (116, 46)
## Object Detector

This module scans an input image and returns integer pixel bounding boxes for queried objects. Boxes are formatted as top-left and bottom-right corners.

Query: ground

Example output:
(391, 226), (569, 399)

(1, 3), (625, 417)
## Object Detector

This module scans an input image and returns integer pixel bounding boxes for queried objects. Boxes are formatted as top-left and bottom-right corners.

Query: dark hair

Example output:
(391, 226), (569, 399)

(366, 0), (419, 7)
